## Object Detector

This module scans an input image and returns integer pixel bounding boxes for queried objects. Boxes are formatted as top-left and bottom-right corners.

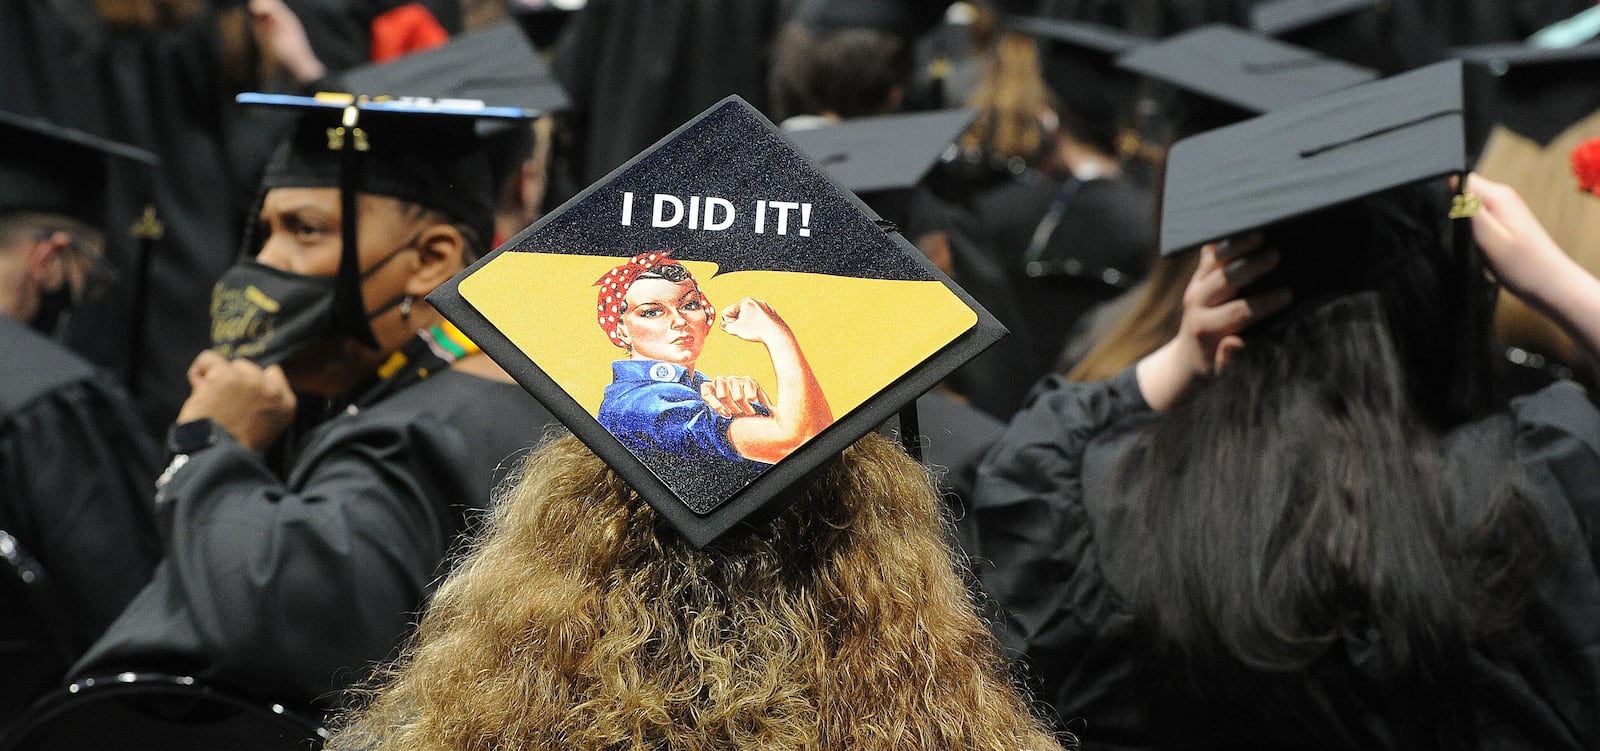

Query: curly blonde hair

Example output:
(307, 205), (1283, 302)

(328, 432), (1067, 751)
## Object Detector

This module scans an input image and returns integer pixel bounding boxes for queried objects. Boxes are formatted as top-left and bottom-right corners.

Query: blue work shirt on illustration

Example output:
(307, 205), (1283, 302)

(597, 360), (772, 512)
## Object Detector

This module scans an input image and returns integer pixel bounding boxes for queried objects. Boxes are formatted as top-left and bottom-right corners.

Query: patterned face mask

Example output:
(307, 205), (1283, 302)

(208, 258), (340, 366)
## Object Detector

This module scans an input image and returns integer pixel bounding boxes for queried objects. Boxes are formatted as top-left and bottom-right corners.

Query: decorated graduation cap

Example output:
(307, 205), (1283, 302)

(786, 108), (976, 195)
(0, 109), (157, 228)
(232, 91), (536, 352)
(1453, 41), (1600, 150)
(429, 96), (1005, 548)
(1116, 25), (1377, 119)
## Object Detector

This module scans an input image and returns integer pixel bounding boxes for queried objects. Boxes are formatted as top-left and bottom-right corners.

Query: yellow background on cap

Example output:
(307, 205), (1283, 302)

(458, 252), (977, 418)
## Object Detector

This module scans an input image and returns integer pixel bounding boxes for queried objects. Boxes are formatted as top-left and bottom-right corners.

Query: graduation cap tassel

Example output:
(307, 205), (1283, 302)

(897, 401), (922, 462)
(1449, 172), (1494, 420)
(333, 105), (380, 348)
(124, 204), (164, 396)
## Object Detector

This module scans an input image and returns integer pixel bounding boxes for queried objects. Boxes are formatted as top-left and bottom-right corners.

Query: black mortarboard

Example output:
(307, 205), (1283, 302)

(1117, 25), (1377, 117)
(1453, 41), (1600, 148)
(334, 18), (570, 208)
(237, 93), (535, 345)
(429, 95), (1004, 548)
(1002, 15), (1148, 154)
(1250, 0), (1437, 75)
(787, 108), (977, 195)
(1249, 0), (1375, 36)
(1161, 60), (1497, 423)
(1002, 15), (1146, 57)
(794, 0), (951, 40)
(1159, 60), (1467, 257)
(336, 19), (571, 121)
(0, 110), (157, 228)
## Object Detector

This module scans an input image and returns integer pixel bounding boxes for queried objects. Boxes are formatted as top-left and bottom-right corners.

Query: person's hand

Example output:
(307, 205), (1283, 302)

(1180, 236), (1291, 374)
(250, 0), (326, 85)
(700, 376), (771, 418)
(1463, 173), (1573, 305)
(719, 297), (791, 344)
(1137, 236), (1292, 412)
(1461, 172), (1600, 359)
(176, 350), (297, 451)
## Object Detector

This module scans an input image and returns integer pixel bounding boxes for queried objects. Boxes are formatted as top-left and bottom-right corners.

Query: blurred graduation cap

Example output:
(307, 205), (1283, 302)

(1001, 15), (1148, 155)
(0, 109), (157, 229)
(1117, 25), (1377, 119)
(335, 18), (570, 202)
(787, 108), (976, 195)
(234, 92), (535, 348)
(336, 18), (570, 120)
(1003, 14), (1146, 57)
(1159, 60), (1467, 256)
(1452, 41), (1600, 149)
(1250, 0), (1375, 36)
(793, 0), (951, 40)
(1160, 60), (1502, 422)
(428, 95), (1004, 548)
(1250, 0), (1438, 74)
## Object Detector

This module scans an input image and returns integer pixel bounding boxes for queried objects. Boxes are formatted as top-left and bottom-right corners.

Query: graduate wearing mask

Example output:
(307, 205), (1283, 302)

(73, 94), (557, 712)
(0, 111), (163, 725)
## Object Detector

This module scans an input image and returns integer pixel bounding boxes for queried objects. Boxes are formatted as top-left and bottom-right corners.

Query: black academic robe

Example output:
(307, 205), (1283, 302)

(0, 316), (162, 649)
(900, 390), (1006, 560)
(549, 0), (784, 194)
(73, 368), (557, 710)
(969, 369), (1600, 749)
(0, 0), (106, 128)
(943, 172), (1152, 421)
(57, 9), (251, 439)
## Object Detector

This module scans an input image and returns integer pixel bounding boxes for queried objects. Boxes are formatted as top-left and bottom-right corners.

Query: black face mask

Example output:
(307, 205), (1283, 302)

(209, 235), (420, 366)
(29, 233), (114, 338)
(30, 285), (73, 337)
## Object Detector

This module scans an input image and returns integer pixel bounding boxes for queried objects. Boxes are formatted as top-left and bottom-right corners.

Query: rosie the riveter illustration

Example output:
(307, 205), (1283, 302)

(593, 251), (834, 493)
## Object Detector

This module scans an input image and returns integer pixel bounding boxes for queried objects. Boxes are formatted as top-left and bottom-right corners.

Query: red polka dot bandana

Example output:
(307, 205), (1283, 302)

(593, 251), (713, 348)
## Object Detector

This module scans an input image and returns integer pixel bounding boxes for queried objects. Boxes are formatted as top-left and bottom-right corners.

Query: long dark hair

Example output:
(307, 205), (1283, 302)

(1118, 187), (1546, 749)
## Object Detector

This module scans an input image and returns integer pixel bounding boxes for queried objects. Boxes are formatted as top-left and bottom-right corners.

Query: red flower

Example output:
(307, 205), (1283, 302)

(1570, 136), (1600, 196)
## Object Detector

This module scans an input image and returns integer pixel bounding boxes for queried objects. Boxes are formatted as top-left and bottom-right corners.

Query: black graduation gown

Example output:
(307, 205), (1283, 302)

(73, 368), (558, 710)
(968, 369), (1600, 749)
(943, 172), (1152, 421)
(549, 0), (784, 192)
(57, 10), (251, 439)
(0, 316), (162, 649)
(0, 0), (106, 128)
(902, 390), (1006, 559)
